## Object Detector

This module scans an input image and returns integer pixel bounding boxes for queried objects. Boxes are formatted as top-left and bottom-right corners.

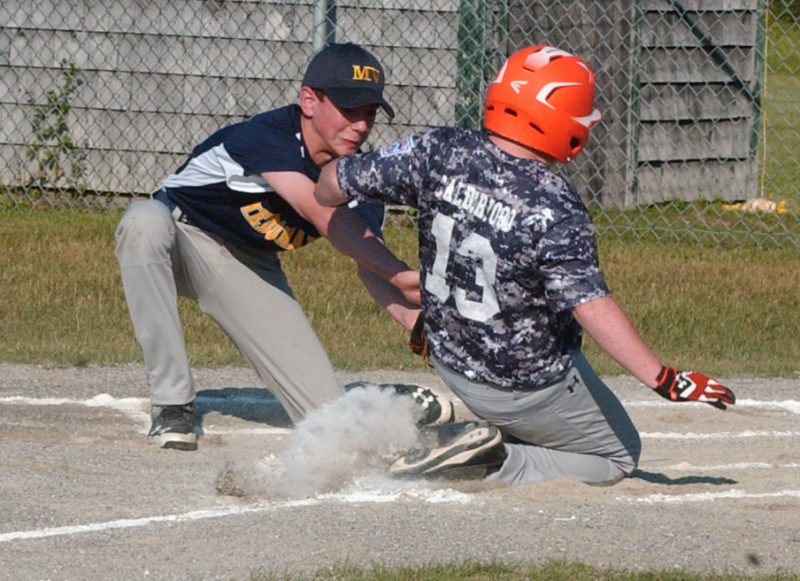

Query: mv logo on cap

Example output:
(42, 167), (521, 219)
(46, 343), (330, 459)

(352, 65), (380, 83)
(302, 43), (395, 118)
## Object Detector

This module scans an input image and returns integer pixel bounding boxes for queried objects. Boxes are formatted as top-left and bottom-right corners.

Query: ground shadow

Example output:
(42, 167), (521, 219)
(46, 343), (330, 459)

(632, 469), (737, 486)
(194, 387), (293, 429)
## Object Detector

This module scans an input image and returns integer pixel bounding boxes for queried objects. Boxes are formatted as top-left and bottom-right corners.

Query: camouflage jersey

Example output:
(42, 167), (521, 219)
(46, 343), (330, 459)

(336, 127), (610, 389)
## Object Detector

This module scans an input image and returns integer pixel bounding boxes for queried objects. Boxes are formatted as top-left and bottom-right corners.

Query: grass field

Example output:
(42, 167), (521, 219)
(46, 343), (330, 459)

(1, 209), (798, 379)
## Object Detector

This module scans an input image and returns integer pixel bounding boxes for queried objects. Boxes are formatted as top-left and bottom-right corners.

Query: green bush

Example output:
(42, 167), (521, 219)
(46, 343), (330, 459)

(23, 60), (88, 197)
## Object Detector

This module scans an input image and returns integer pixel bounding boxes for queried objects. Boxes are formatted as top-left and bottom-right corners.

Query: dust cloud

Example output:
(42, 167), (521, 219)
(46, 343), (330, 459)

(239, 384), (423, 498)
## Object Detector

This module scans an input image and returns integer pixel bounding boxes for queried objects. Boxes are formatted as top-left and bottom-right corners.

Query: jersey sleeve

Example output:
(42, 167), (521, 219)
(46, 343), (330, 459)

(536, 192), (610, 313)
(336, 134), (430, 207)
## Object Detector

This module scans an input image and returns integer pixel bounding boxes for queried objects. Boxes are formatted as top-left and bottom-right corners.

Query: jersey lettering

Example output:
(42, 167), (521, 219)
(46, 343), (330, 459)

(352, 65), (380, 83)
(241, 202), (316, 250)
(455, 232), (500, 320)
(426, 213), (455, 302)
(436, 179), (517, 232)
(425, 212), (500, 322)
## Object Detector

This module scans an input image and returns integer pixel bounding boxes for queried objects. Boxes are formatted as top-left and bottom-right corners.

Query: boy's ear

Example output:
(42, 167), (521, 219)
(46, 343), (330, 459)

(299, 86), (319, 117)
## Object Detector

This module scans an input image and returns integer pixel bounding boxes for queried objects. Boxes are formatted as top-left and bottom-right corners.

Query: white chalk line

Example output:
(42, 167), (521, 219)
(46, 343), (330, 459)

(0, 393), (278, 410)
(627, 398), (800, 414)
(2, 394), (800, 440)
(641, 430), (800, 439)
(628, 398), (800, 440)
(665, 461), (800, 471)
(0, 486), (471, 544)
(0, 393), (291, 435)
(632, 489), (800, 504)
(0, 502), (307, 543)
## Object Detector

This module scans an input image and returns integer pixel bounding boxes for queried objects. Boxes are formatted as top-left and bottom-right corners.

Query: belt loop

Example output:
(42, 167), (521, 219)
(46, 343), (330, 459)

(171, 205), (191, 225)
(171, 205), (183, 222)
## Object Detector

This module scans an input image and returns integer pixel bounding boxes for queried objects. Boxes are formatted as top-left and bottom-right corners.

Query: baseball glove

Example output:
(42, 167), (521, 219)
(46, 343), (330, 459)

(408, 311), (430, 362)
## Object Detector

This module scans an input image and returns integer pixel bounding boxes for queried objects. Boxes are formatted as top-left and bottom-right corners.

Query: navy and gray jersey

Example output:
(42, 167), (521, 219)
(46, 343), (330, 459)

(160, 104), (383, 250)
(336, 127), (610, 389)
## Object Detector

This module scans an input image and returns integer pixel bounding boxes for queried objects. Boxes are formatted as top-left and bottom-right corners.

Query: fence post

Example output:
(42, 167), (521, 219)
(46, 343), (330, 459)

(455, 0), (507, 129)
(312, 0), (337, 53)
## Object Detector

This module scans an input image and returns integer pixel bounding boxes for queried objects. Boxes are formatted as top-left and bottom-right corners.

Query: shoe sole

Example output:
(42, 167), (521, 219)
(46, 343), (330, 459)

(346, 381), (456, 426)
(427, 397), (455, 426)
(390, 421), (501, 478)
(403, 384), (455, 426)
(148, 432), (198, 451)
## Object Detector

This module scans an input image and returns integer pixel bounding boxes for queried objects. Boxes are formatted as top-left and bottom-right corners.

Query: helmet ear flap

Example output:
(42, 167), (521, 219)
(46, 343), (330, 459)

(484, 45), (601, 162)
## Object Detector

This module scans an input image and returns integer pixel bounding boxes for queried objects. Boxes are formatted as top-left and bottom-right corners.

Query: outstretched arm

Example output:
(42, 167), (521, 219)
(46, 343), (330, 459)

(357, 265), (421, 330)
(572, 296), (662, 387)
(325, 208), (420, 305)
(260, 169), (418, 304)
(315, 160), (350, 206)
(313, 162), (424, 319)
(573, 296), (735, 409)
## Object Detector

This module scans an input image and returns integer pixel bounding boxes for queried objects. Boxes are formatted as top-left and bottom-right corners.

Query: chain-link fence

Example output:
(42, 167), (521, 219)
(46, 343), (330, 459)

(1, 1), (798, 248)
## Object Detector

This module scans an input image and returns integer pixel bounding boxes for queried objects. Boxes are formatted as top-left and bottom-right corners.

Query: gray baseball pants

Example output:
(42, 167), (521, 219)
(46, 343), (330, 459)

(114, 199), (344, 423)
(432, 353), (641, 486)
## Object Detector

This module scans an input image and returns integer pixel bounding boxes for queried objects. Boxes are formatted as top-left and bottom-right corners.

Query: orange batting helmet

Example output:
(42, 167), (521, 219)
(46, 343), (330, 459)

(484, 45), (602, 163)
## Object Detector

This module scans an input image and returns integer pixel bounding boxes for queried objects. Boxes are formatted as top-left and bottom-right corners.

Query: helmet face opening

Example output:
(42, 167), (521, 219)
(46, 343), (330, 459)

(484, 45), (602, 162)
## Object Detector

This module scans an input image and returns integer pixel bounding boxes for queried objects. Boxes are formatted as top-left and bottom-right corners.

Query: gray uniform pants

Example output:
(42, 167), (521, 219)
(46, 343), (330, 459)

(433, 353), (641, 486)
(114, 199), (343, 423)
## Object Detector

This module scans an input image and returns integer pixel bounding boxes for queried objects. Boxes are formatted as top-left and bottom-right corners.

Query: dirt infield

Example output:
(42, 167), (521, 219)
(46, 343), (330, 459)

(1, 363), (799, 580)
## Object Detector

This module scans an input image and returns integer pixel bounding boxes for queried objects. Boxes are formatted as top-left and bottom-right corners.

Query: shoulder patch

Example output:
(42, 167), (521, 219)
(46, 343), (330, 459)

(379, 136), (414, 157)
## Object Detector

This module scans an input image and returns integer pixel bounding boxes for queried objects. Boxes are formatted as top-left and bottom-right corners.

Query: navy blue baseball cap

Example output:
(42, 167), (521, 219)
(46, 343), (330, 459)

(302, 43), (395, 118)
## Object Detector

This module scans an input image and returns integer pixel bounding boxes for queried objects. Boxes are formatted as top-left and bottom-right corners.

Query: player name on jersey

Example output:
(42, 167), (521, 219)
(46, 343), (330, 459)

(436, 179), (517, 233)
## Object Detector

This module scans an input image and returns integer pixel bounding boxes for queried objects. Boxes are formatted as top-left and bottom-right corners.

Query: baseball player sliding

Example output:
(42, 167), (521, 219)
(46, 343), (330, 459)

(314, 45), (736, 485)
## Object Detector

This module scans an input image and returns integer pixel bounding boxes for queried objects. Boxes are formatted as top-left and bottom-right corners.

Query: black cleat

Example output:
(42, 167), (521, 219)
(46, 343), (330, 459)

(148, 403), (198, 451)
(390, 420), (506, 480)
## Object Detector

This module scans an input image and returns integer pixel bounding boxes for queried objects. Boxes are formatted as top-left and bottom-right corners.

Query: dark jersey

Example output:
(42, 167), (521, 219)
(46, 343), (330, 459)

(161, 104), (383, 250)
(336, 127), (610, 388)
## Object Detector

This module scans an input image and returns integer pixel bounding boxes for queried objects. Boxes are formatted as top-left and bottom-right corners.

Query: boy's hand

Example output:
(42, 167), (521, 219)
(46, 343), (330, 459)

(390, 269), (421, 306)
(653, 366), (736, 410)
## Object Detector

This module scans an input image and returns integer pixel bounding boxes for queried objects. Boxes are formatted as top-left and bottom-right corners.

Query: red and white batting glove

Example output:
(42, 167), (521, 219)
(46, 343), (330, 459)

(653, 366), (736, 410)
